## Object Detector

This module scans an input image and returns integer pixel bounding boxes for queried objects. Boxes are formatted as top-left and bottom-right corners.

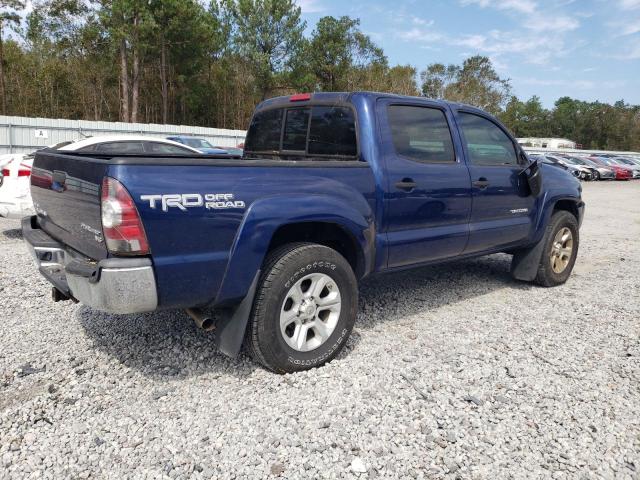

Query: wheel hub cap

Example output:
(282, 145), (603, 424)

(280, 273), (342, 352)
(550, 227), (573, 274)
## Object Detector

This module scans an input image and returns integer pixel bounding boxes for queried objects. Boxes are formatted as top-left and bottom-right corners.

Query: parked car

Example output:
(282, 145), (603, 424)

(214, 145), (244, 156)
(0, 154), (34, 219)
(588, 156), (633, 180)
(23, 92), (584, 373)
(166, 136), (233, 155)
(559, 155), (614, 180)
(609, 157), (640, 178)
(1, 136), (201, 219)
(534, 154), (593, 180)
(63, 136), (203, 155)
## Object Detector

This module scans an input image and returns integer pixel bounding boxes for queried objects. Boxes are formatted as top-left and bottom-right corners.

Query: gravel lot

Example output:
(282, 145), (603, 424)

(1, 181), (639, 479)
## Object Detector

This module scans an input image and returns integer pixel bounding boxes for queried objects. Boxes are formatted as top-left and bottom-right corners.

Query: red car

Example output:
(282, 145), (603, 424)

(588, 156), (632, 180)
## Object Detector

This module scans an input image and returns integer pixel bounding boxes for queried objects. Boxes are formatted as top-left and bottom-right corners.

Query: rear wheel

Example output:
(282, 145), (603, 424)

(533, 211), (579, 287)
(593, 170), (600, 181)
(245, 243), (358, 373)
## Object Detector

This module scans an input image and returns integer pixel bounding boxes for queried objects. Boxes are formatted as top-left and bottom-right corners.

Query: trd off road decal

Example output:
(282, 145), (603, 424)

(140, 193), (245, 212)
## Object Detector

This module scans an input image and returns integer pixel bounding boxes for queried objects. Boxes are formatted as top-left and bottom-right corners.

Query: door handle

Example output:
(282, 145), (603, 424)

(395, 178), (417, 191)
(473, 178), (490, 189)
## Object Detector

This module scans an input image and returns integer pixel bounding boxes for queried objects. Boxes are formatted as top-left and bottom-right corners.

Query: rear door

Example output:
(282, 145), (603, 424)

(378, 99), (472, 268)
(454, 109), (536, 254)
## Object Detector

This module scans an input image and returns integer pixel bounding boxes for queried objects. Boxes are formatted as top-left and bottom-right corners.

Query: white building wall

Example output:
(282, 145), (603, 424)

(0, 115), (247, 154)
(517, 138), (577, 149)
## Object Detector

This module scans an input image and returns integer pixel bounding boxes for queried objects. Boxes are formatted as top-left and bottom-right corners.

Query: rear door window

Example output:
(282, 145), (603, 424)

(387, 105), (455, 163)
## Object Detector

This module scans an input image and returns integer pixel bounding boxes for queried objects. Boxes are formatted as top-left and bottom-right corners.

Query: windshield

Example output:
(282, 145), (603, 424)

(560, 156), (581, 165)
(182, 138), (214, 149)
(608, 158), (627, 166)
(50, 141), (74, 150)
(575, 157), (598, 167)
(614, 158), (634, 166)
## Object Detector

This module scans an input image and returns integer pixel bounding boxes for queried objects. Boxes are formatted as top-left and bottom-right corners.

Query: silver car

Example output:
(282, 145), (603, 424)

(561, 155), (615, 180)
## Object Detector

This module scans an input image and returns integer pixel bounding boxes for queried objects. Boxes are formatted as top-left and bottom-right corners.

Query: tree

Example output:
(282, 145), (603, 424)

(222, 0), (305, 100)
(0, 0), (24, 114)
(149, 0), (215, 123)
(500, 95), (549, 137)
(299, 16), (386, 92)
(420, 63), (458, 99)
(420, 56), (511, 114)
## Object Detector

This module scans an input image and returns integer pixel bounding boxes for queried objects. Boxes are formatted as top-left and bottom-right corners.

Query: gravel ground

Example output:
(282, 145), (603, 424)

(1, 181), (639, 479)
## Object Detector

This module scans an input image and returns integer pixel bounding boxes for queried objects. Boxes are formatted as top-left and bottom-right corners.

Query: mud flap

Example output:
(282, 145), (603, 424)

(214, 271), (260, 358)
(510, 237), (545, 282)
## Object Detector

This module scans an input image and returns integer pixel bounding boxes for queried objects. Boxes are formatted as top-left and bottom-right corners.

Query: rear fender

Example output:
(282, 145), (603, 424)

(214, 194), (374, 307)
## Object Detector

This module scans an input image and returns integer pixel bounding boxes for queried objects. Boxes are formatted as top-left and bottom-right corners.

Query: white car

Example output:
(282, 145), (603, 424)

(0, 154), (33, 219)
(0, 136), (201, 219)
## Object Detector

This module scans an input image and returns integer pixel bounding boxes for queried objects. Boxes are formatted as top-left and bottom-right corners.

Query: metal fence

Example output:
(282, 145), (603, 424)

(0, 115), (247, 154)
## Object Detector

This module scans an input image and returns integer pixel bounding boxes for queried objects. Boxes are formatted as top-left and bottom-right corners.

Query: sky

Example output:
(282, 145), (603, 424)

(298, 0), (640, 107)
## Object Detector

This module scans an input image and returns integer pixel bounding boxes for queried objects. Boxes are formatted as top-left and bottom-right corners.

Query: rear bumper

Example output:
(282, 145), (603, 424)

(22, 217), (158, 314)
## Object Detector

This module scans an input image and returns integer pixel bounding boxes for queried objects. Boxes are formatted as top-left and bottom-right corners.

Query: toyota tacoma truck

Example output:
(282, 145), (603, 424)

(23, 92), (584, 373)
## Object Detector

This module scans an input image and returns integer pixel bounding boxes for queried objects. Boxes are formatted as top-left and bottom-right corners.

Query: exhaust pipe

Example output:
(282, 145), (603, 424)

(185, 308), (216, 331)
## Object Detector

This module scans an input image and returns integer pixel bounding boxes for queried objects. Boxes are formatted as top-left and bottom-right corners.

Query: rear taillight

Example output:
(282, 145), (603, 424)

(1, 168), (9, 177)
(17, 169), (31, 177)
(101, 177), (149, 255)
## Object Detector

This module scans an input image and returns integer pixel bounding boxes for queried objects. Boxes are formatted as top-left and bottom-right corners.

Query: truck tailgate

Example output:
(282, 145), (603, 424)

(30, 150), (108, 260)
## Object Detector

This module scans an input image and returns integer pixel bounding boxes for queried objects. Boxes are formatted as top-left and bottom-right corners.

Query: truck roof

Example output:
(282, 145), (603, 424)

(257, 91), (486, 114)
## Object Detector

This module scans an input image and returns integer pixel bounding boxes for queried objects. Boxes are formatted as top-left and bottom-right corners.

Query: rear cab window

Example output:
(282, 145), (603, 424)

(244, 104), (358, 159)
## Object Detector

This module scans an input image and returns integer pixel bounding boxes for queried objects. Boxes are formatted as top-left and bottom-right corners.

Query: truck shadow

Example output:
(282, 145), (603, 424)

(1, 227), (23, 240)
(78, 253), (529, 379)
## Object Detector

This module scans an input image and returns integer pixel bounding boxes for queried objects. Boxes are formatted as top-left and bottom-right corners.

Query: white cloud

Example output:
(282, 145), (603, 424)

(517, 78), (627, 89)
(609, 17), (640, 35)
(618, 0), (640, 10)
(398, 27), (443, 43)
(460, 0), (538, 14)
(524, 14), (580, 32)
(613, 38), (640, 59)
(297, 0), (325, 14)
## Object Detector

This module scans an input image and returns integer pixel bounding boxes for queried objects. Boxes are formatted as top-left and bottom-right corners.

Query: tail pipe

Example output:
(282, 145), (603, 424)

(185, 308), (216, 332)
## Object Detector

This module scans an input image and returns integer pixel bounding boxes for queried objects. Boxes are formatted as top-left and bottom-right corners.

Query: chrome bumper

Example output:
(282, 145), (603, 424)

(22, 217), (158, 314)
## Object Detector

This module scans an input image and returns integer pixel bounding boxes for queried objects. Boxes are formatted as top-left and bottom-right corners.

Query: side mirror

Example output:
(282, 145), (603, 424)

(521, 157), (543, 197)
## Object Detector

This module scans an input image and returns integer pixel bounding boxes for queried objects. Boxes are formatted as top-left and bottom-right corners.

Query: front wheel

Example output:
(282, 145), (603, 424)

(533, 211), (580, 287)
(245, 243), (358, 373)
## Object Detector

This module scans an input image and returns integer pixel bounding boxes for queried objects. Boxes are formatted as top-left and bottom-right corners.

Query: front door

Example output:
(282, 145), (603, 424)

(378, 99), (472, 269)
(454, 110), (537, 254)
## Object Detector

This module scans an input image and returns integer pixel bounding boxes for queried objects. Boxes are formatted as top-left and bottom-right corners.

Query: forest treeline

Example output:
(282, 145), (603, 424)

(0, 0), (638, 150)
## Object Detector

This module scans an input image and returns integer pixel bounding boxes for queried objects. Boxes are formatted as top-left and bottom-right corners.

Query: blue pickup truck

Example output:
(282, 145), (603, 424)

(23, 92), (584, 373)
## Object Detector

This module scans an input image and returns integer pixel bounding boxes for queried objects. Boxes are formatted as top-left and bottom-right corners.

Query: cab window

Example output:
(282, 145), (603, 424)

(459, 113), (518, 166)
(387, 105), (455, 163)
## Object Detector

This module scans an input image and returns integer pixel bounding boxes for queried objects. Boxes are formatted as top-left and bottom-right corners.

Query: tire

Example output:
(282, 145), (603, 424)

(245, 242), (358, 373)
(533, 211), (579, 287)
(593, 171), (600, 181)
